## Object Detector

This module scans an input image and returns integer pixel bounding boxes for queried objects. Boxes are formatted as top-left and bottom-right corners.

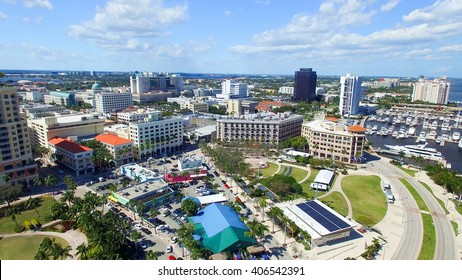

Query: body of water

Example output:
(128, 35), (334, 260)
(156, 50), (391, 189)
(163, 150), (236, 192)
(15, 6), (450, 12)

(365, 117), (462, 174)
(449, 78), (462, 103)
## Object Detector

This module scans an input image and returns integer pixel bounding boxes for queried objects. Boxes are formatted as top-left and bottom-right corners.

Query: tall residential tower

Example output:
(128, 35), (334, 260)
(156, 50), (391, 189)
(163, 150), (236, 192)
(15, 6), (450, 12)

(412, 78), (450, 104)
(339, 74), (362, 116)
(0, 88), (38, 187)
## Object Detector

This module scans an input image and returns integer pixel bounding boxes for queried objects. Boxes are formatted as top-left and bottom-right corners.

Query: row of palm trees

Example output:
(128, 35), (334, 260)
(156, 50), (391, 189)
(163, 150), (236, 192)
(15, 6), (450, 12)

(5, 196), (41, 230)
(35, 237), (72, 260)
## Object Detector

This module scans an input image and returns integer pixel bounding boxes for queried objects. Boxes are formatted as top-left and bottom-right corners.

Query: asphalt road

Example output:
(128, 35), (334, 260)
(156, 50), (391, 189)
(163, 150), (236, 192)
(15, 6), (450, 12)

(369, 157), (456, 260)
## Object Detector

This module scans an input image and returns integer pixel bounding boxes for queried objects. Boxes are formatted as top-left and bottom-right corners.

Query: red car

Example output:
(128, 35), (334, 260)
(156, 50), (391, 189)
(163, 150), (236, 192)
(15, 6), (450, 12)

(224, 184), (230, 189)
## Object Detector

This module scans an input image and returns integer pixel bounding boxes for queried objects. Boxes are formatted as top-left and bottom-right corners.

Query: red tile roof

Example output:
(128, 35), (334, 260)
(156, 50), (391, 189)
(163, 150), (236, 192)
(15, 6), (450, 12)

(347, 125), (367, 132)
(325, 117), (340, 122)
(48, 138), (93, 154)
(255, 100), (286, 111)
(95, 133), (132, 146)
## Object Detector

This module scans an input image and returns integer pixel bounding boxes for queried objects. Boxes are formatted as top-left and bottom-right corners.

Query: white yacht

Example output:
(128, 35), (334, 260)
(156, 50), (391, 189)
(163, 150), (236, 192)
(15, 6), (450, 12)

(418, 131), (427, 143)
(392, 131), (399, 138)
(452, 131), (461, 141)
(441, 122), (450, 131)
(436, 136), (442, 144)
(385, 144), (444, 161)
(459, 139), (462, 150)
(431, 121), (438, 130)
(428, 130), (437, 139)
(408, 127), (416, 136)
(442, 134), (450, 141)
(422, 121), (430, 129)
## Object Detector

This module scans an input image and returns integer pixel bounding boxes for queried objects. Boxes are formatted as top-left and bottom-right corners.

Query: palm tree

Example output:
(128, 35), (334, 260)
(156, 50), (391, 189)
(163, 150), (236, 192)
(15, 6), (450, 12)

(25, 196), (41, 217)
(60, 190), (75, 207)
(280, 215), (290, 247)
(268, 207), (282, 234)
(33, 176), (43, 187)
(76, 243), (90, 260)
(44, 174), (58, 198)
(2, 173), (10, 183)
(6, 206), (19, 227)
(146, 250), (159, 260)
(51, 241), (72, 260)
(258, 196), (268, 222)
(63, 175), (77, 191)
(109, 183), (118, 194)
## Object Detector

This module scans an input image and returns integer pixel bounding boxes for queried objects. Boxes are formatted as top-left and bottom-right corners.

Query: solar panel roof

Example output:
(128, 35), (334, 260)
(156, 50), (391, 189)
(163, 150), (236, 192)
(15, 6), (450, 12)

(296, 200), (351, 232)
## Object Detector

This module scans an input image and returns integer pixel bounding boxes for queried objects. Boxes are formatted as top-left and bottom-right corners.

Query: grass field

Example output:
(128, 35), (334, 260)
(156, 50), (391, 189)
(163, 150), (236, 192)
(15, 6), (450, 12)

(418, 213), (436, 260)
(0, 235), (69, 260)
(301, 168), (320, 193)
(260, 162), (279, 177)
(0, 196), (56, 234)
(398, 166), (418, 177)
(452, 199), (462, 216)
(341, 175), (387, 227)
(399, 178), (429, 212)
(278, 165), (308, 182)
(320, 191), (349, 217)
(419, 181), (449, 215)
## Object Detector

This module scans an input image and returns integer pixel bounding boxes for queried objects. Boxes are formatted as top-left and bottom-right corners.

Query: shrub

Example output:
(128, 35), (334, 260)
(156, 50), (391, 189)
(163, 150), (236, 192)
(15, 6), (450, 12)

(24, 220), (34, 230)
(13, 225), (25, 233)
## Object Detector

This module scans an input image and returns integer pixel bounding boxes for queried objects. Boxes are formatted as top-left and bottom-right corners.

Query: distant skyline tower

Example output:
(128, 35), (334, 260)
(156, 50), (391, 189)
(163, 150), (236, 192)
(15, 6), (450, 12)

(293, 68), (317, 103)
(339, 73), (362, 116)
(412, 78), (450, 104)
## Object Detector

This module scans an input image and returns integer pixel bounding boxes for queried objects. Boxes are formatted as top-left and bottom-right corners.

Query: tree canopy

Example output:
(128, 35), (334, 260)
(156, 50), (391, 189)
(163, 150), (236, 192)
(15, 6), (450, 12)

(260, 174), (302, 198)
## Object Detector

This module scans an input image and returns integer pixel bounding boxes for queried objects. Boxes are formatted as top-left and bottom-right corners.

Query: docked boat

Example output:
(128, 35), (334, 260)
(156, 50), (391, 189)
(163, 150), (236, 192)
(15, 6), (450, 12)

(418, 131), (427, 143)
(428, 130), (437, 140)
(442, 134), (450, 141)
(372, 125), (378, 131)
(422, 121), (430, 129)
(408, 127), (416, 136)
(436, 136), (442, 144)
(452, 131), (460, 141)
(459, 139), (462, 150)
(431, 121), (438, 130)
(384, 144), (444, 161)
(392, 131), (399, 138)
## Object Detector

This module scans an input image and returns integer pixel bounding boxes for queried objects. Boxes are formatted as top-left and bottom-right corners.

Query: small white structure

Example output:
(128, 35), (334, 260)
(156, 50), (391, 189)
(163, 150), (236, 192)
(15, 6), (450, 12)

(310, 169), (335, 191)
(178, 155), (203, 171)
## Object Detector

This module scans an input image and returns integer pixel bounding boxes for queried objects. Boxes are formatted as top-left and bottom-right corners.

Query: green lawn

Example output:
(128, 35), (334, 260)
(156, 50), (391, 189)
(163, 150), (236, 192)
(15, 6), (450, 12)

(301, 168), (320, 193)
(418, 213), (436, 260)
(0, 196), (56, 234)
(260, 162), (279, 177)
(341, 175), (387, 227)
(320, 191), (349, 217)
(419, 181), (449, 215)
(0, 235), (69, 260)
(278, 165), (308, 182)
(452, 199), (462, 216)
(399, 178), (429, 212)
(398, 166), (418, 177)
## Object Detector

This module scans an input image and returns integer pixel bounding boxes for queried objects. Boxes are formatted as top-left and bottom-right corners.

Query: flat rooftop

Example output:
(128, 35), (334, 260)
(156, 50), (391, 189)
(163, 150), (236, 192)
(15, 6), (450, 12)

(116, 179), (169, 201)
(120, 163), (162, 183)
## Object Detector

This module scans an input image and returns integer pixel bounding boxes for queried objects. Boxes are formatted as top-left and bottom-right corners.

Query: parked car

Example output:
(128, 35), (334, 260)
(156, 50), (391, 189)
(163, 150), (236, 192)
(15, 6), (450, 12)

(134, 223), (142, 230)
(166, 245), (173, 253)
(141, 227), (152, 235)
(171, 237), (178, 243)
(162, 210), (171, 217)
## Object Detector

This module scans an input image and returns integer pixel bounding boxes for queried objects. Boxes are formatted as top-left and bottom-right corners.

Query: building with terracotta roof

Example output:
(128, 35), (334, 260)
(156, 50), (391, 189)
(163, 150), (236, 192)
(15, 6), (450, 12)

(48, 137), (94, 175)
(302, 119), (366, 163)
(255, 100), (286, 112)
(95, 133), (134, 166)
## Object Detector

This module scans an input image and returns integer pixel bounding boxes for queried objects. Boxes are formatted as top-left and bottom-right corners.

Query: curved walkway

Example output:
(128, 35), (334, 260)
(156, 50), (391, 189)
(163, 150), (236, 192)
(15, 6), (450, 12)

(319, 174), (353, 219)
(0, 228), (87, 259)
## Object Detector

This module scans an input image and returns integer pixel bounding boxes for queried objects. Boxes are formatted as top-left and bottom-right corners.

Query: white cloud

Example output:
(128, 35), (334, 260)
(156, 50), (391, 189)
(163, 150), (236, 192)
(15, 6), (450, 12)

(438, 44), (462, 53)
(68, 0), (188, 49)
(224, 10), (232, 17)
(405, 48), (432, 57)
(403, 0), (462, 22)
(0, 11), (8, 20)
(24, 0), (52, 10)
(380, 0), (400, 12)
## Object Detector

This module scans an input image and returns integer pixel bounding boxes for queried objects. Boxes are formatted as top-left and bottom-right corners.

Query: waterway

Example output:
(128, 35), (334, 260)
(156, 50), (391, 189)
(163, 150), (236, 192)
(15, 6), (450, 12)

(365, 117), (462, 174)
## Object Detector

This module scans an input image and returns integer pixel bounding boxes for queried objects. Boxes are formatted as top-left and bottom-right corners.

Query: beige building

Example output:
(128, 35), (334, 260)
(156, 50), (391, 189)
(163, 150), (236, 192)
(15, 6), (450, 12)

(412, 78), (450, 104)
(216, 112), (303, 144)
(28, 113), (105, 148)
(302, 119), (366, 163)
(180, 101), (209, 113)
(227, 99), (258, 117)
(0, 88), (38, 187)
(95, 133), (134, 166)
(48, 137), (94, 176)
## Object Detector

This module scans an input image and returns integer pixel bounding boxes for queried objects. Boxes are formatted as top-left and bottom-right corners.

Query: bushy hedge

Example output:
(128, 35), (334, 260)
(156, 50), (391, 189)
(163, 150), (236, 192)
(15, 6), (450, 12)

(13, 225), (25, 233)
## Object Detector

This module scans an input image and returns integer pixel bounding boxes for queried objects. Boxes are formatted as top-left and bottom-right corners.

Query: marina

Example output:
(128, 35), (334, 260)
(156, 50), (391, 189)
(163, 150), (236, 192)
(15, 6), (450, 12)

(365, 109), (462, 173)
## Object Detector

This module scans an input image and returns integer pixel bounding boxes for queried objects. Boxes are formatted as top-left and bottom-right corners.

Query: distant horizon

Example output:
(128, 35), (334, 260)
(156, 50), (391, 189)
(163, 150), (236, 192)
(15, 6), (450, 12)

(1, 68), (461, 80)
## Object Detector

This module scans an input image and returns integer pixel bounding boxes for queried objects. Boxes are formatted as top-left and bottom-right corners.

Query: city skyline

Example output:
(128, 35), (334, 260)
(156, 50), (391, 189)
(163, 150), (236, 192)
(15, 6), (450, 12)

(0, 0), (461, 77)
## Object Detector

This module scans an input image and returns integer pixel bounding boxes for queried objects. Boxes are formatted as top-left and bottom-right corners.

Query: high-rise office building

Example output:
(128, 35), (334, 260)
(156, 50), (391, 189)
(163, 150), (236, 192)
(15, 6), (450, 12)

(339, 74), (362, 116)
(216, 80), (248, 100)
(412, 78), (450, 104)
(294, 68), (317, 102)
(0, 88), (38, 187)
(94, 92), (133, 114)
(129, 72), (184, 94)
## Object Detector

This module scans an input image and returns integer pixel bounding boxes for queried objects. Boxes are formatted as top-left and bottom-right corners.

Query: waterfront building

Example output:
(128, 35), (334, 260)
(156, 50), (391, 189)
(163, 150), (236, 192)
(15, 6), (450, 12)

(294, 68), (317, 103)
(129, 113), (183, 159)
(95, 133), (134, 166)
(44, 91), (76, 107)
(412, 78), (450, 104)
(94, 92), (133, 114)
(339, 74), (362, 116)
(0, 88), (38, 187)
(216, 80), (248, 100)
(302, 119), (366, 163)
(216, 112), (303, 145)
(28, 113), (105, 148)
(48, 137), (94, 176)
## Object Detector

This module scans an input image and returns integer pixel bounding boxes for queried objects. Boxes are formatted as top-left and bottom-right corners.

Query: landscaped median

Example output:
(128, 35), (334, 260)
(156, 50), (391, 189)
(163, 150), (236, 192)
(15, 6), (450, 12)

(341, 175), (386, 227)
(398, 178), (436, 260)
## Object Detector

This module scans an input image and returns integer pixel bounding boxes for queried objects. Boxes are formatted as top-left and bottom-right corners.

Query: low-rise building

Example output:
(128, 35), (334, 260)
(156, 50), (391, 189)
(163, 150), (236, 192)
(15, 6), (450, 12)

(302, 119), (366, 163)
(95, 133), (134, 166)
(178, 155), (203, 171)
(48, 137), (94, 176)
(216, 112), (303, 145)
(44, 91), (76, 107)
(180, 100), (209, 113)
(94, 92), (133, 114)
(227, 99), (258, 117)
(255, 100), (286, 112)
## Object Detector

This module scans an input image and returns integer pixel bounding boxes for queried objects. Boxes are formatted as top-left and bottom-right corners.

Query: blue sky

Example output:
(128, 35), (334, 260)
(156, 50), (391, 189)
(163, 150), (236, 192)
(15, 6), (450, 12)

(0, 0), (461, 77)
